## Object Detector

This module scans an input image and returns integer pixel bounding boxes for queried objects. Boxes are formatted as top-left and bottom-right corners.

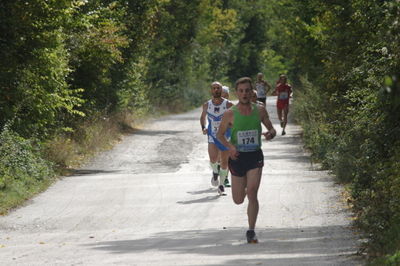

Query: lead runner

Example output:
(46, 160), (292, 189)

(216, 77), (276, 243)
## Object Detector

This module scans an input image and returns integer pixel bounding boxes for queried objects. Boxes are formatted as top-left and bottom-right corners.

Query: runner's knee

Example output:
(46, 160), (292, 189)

(233, 193), (245, 204)
(247, 187), (258, 201)
(233, 197), (245, 205)
(220, 161), (228, 169)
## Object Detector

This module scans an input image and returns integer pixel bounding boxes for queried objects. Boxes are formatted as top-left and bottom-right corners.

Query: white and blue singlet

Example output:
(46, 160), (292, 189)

(206, 99), (231, 151)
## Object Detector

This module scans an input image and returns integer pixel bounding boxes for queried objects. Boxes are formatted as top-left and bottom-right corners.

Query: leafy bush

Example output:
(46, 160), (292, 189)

(0, 125), (54, 214)
(276, 0), (400, 261)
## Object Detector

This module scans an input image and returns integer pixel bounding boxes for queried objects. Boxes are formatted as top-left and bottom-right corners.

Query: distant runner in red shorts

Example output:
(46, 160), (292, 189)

(273, 74), (292, 135)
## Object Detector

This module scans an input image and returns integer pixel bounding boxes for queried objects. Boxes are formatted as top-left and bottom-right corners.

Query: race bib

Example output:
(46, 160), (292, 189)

(278, 91), (288, 100)
(211, 120), (221, 136)
(237, 130), (259, 151)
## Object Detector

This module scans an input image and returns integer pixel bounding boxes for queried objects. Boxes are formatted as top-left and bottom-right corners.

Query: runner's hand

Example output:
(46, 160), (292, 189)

(263, 131), (274, 140)
(229, 146), (239, 160)
(202, 128), (207, 135)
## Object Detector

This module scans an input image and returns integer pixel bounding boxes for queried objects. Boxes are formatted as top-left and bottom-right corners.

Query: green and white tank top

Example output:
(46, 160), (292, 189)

(230, 103), (262, 152)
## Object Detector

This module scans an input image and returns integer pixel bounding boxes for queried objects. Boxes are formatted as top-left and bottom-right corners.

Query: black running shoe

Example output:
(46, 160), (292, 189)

(246, 230), (258, 244)
(211, 172), (219, 187)
(282, 129), (286, 136)
(218, 185), (226, 195)
(224, 178), (231, 187)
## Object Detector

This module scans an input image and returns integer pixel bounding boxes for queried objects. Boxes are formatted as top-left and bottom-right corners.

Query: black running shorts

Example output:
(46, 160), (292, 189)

(228, 149), (264, 177)
(257, 97), (266, 105)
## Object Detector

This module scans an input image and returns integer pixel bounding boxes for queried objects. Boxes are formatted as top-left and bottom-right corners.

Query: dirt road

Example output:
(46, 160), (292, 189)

(0, 97), (362, 265)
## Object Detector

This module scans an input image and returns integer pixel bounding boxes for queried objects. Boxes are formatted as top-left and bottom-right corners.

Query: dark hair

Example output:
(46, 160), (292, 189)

(235, 77), (254, 90)
(278, 74), (287, 84)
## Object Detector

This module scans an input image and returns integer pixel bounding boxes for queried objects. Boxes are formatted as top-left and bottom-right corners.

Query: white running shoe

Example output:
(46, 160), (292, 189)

(211, 172), (219, 187)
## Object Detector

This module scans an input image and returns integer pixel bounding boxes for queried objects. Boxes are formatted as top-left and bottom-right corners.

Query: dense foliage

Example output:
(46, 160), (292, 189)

(271, 0), (400, 263)
(0, 0), (282, 136)
(0, 1), (283, 211)
(0, 124), (55, 214)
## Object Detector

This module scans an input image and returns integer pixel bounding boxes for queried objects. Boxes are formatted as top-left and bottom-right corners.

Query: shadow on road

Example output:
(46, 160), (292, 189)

(85, 226), (360, 265)
(187, 188), (216, 195)
(69, 169), (121, 176)
(177, 195), (220, 204)
(132, 129), (185, 136)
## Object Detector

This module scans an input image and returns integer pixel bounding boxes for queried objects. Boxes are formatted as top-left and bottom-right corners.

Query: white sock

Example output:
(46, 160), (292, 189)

(219, 168), (228, 185)
(210, 162), (219, 174)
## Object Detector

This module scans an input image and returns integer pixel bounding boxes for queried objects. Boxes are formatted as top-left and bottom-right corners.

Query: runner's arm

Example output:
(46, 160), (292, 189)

(226, 100), (234, 109)
(216, 110), (238, 159)
(259, 106), (276, 140)
(200, 102), (208, 135)
(272, 84), (278, 96)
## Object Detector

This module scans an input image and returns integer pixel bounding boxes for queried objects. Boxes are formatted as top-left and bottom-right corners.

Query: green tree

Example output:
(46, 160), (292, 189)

(66, 0), (128, 113)
(0, 0), (84, 138)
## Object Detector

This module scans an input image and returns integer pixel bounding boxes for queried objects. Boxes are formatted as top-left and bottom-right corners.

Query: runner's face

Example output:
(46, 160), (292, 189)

(236, 82), (252, 104)
(211, 85), (222, 98)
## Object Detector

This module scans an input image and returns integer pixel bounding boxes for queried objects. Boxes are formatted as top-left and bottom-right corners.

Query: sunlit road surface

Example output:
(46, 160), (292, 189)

(0, 96), (363, 265)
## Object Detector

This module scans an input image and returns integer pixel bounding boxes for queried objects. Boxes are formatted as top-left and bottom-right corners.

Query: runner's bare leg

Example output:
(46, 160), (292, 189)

(246, 167), (262, 229)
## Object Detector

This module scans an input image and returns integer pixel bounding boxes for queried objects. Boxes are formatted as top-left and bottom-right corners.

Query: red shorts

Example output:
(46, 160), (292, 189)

(277, 100), (289, 110)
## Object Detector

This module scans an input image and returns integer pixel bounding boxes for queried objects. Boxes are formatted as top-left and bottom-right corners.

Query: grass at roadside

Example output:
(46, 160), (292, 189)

(0, 178), (55, 215)
(1, 112), (141, 215)
(44, 111), (134, 172)
(0, 110), (147, 214)
(371, 251), (400, 266)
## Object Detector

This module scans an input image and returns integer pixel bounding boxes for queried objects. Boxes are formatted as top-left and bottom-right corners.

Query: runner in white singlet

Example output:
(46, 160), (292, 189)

(200, 82), (233, 195)
(255, 73), (271, 106)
